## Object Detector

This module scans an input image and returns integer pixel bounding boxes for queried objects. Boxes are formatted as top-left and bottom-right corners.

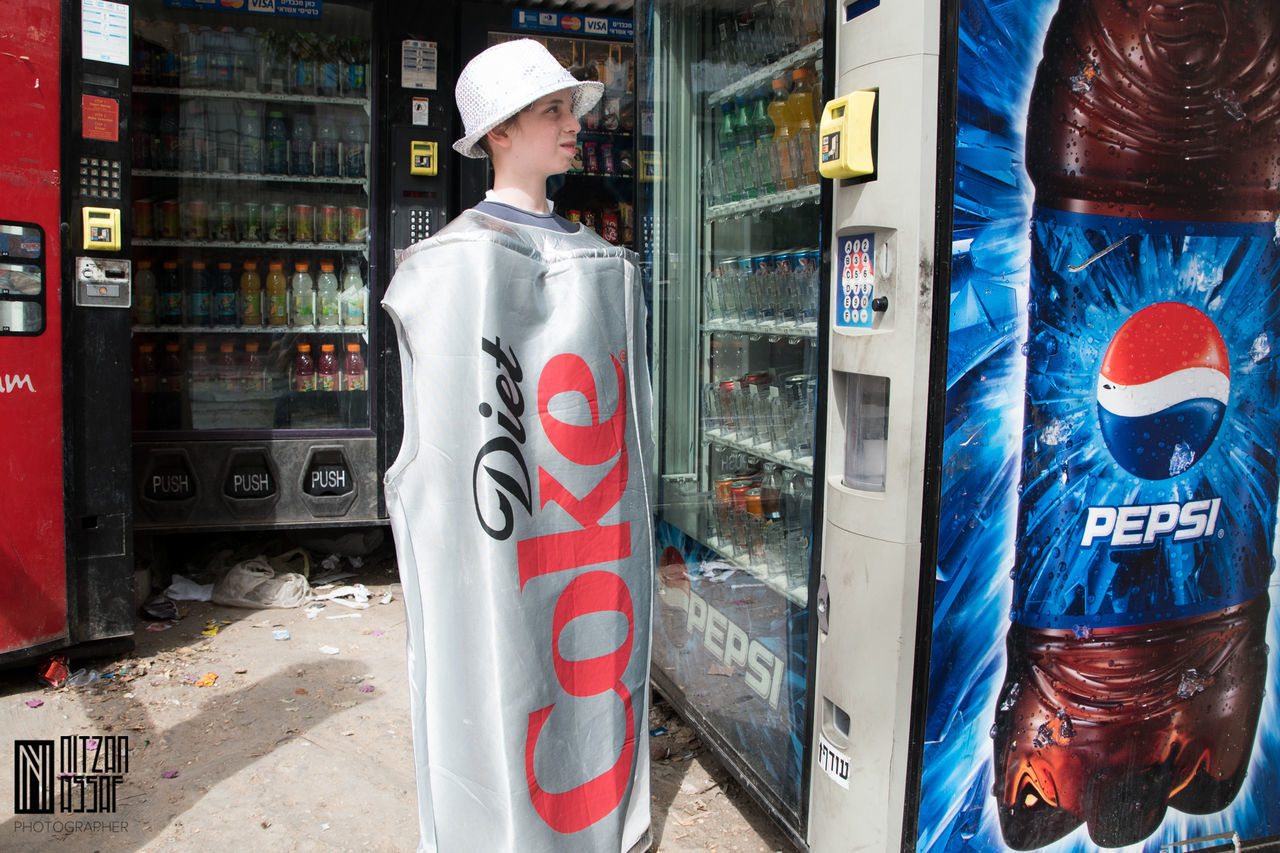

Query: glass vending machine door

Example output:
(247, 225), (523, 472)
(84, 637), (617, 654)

(128, 0), (372, 435)
(641, 0), (825, 837)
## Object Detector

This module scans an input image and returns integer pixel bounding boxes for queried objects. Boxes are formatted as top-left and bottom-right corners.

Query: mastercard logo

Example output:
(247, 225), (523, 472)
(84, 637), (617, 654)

(561, 16), (582, 31)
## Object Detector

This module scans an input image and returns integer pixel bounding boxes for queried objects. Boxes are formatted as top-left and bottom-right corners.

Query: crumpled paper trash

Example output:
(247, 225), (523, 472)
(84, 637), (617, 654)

(211, 557), (311, 609)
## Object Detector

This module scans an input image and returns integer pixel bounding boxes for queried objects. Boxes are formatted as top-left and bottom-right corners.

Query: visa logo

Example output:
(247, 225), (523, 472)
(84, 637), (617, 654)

(585, 17), (608, 34)
(1079, 498), (1222, 548)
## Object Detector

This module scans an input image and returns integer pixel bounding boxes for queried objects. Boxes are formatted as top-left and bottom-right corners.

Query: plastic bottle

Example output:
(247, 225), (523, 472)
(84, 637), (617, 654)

(716, 101), (741, 203)
(317, 342), (338, 391)
(265, 110), (288, 175)
(189, 340), (213, 393)
(340, 262), (365, 326)
(241, 339), (265, 391)
(291, 48), (317, 96)
(293, 342), (316, 391)
(316, 261), (340, 326)
(188, 260), (212, 327)
(290, 261), (314, 327)
(159, 260), (182, 325)
(991, 3), (1280, 849)
(342, 341), (366, 391)
(768, 78), (798, 191)
(750, 87), (777, 195)
(265, 261), (289, 326)
(238, 108), (263, 174)
(134, 342), (159, 393)
(133, 260), (157, 326)
(787, 68), (819, 185)
(214, 261), (237, 325)
(316, 113), (340, 178)
(290, 111), (314, 177)
(343, 48), (367, 97)
(179, 25), (207, 89)
(216, 341), (238, 391)
(342, 119), (366, 179)
(732, 95), (757, 197)
(318, 38), (340, 97)
(207, 27), (233, 89)
(207, 100), (235, 173)
(160, 342), (184, 392)
(240, 260), (262, 326)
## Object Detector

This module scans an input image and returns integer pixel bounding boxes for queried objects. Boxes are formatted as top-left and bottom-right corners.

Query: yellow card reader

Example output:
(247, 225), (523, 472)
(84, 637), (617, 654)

(819, 90), (877, 180)
(410, 140), (438, 176)
(82, 206), (122, 251)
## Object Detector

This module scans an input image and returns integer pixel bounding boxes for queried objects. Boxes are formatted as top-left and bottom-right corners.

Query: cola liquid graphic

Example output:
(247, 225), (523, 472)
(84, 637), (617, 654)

(993, 1), (1280, 848)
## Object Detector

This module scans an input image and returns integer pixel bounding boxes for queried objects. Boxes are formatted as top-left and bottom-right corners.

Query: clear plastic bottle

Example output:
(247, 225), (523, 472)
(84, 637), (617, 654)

(291, 46), (316, 96)
(238, 108), (263, 174)
(189, 340), (213, 393)
(342, 341), (366, 390)
(290, 111), (314, 177)
(318, 38), (340, 97)
(769, 77), (798, 191)
(133, 260), (157, 326)
(317, 342), (338, 391)
(293, 341), (316, 391)
(266, 260), (288, 326)
(316, 113), (340, 178)
(290, 261), (315, 327)
(342, 119), (366, 179)
(265, 110), (288, 175)
(179, 25), (208, 89)
(214, 261), (238, 325)
(216, 341), (238, 391)
(240, 260), (262, 326)
(750, 87), (778, 195)
(241, 339), (266, 391)
(159, 260), (182, 325)
(340, 262), (365, 326)
(316, 261), (340, 326)
(189, 260), (212, 327)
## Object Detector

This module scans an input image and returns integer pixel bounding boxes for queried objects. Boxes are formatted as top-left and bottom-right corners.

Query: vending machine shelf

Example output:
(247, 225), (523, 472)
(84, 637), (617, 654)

(702, 320), (818, 339)
(707, 39), (824, 107)
(707, 183), (820, 222)
(134, 85), (370, 108)
(134, 169), (367, 187)
(134, 238), (367, 252)
(135, 324), (368, 336)
(705, 429), (814, 476)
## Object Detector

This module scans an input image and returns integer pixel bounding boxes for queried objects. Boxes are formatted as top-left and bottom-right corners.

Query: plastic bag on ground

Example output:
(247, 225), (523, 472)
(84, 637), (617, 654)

(164, 573), (214, 601)
(211, 557), (311, 609)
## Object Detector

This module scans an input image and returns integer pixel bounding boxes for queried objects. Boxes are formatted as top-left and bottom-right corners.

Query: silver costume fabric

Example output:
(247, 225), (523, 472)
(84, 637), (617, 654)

(382, 209), (655, 853)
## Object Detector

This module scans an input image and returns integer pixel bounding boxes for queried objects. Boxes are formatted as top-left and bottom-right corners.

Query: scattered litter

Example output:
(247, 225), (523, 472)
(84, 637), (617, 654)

(25, 699), (43, 708)
(272, 628), (291, 641)
(164, 574), (214, 602)
(359, 685), (375, 693)
(213, 558), (310, 609)
(321, 823), (330, 832)
(650, 727), (669, 737)
(145, 622), (175, 632)
(310, 570), (358, 585)
(341, 730), (355, 737)
(140, 594), (183, 622)
(326, 613), (361, 620)
(161, 770), (179, 779)
(195, 672), (218, 688)
(295, 688), (308, 695)
(319, 645), (340, 655)
(38, 655), (70, 688)
(202, 621), (222, 637)
(369, 629), (386, 637)
(379, 591), (394, 605)
(67, 669), (101, 688)
(234, 669), (247, 674)
(313, 584), (372, 609)
(304, 604), (326, 619)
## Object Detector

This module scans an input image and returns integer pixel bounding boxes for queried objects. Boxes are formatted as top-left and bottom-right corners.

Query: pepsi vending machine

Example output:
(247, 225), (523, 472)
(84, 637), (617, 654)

(642, 0), (1280, 849)
(0, 0), (135, 665)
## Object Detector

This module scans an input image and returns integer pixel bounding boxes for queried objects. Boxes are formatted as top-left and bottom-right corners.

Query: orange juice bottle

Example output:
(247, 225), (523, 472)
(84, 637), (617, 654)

(788, 68), (819, 185)
(240, 260), (262, 326)
(265, 260), (288, 326)
(768, 77), (798, 191)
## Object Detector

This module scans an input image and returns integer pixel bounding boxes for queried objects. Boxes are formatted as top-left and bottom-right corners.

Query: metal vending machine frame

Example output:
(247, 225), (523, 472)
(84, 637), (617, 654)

(0, 0), (135, 665)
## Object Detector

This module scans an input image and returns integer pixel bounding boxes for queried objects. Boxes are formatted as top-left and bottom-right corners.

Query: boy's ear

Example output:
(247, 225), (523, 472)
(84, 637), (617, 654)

(487, 125), (514, 152)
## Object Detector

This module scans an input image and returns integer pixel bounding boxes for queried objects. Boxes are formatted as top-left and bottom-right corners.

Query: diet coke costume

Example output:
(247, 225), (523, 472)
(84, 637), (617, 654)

(381, 39), (654, 853)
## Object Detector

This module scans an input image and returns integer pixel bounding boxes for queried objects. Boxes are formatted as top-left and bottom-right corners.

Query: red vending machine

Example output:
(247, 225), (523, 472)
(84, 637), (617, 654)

(1, 0), (136, 664)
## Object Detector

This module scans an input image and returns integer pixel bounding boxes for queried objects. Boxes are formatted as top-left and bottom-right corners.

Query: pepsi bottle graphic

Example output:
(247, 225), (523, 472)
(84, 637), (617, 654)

(993, 1), (1280, 848)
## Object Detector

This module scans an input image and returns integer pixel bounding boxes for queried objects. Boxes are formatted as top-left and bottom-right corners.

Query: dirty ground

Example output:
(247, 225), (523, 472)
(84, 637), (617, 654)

(1, 533), (798, 853)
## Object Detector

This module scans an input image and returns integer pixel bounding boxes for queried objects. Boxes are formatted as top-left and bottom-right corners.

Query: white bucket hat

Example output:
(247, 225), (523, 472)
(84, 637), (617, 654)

(453, 38), (604, 159)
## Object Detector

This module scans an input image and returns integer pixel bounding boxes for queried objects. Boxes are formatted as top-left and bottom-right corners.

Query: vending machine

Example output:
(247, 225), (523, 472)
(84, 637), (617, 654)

(641, 0), (1280, 850)
(0, 0), (136, 664)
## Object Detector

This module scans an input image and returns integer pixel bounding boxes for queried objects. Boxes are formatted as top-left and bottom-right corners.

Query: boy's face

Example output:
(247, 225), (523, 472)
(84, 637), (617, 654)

(501, 88), (581, 177)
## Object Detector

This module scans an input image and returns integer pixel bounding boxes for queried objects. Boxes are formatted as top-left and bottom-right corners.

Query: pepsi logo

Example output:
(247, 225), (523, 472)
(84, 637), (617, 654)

(1096, 302), (1230, 480)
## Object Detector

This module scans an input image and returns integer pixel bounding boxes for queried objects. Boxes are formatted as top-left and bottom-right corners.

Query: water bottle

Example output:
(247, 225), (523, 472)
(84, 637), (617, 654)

(290, 261), (314, 327)
(316, 261), (339, 325)
(291, 111), (314, 177)
(214, 261), (238, 325)
(159, 260), (182, 325)
(342, 118), (366, 179)
(991, 2), (1280, 848)
(179, 25), (208, 89)
(180, 100), (209, 172)
(238, 108), (263, 174)
(189, 260), (212, 327)
(340, 262), (365, 326)
(265, 110), (288, 175)
(318, 37), (340, 97)
(316, 113), (339, 177)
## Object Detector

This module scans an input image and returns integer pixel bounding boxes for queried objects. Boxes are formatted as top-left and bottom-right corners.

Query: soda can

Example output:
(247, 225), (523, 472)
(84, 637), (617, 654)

(182, 199), (209, 240)
(318, 204), (341, 243)
(210, 201), (235, 241)
(797, 249), (820, 273)
(602, 212), (619, 244)
(265, 202), (289, 243)
(291, 202), (315, 243)
(342, 206), (367, 243)
(237, 201), (262, 242)
(567, 210), (582, 223)
(132, 198), (154, 238)
(750, 254), (774, 276)
(773, 251), (795, 274)
(156, 200), (179, 239)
